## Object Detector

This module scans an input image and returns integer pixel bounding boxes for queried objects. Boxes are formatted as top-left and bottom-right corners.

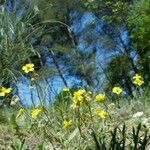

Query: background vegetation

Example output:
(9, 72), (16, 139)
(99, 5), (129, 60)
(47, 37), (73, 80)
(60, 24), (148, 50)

(0, 0), (149, 149)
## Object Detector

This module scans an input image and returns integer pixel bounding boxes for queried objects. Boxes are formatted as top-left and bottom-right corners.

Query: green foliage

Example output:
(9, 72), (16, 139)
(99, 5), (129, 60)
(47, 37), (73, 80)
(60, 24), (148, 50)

(106, 54), (134, 95)
(81, 0), (129, 25)
(0, 2), (51, 87)
(11, 138), (25, 150)
(128, 0), (150, 52)
(127, 0), (150, 83)
(0, 5), (31, 86)
(81, 0), (150, 89)
(94, 123), (150, 150)
(34, 0), (73, 21)
(53, 90), (71, 109)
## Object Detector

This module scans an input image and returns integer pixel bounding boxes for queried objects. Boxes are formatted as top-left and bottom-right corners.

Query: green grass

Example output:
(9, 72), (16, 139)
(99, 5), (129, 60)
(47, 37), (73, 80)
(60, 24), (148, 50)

(0, 88), (150, 149)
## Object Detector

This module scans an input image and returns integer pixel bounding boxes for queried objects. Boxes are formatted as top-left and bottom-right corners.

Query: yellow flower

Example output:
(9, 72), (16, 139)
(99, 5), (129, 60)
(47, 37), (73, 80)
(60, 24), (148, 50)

(0, 87), (12, 97)
(63, 120), (72, 129)
(133, 74), (142, 80)
(72, 89), (86, 108)
(63, 86), (70, 92)
(95, 108), (108, 119)
(31, 107), (42, 119)
(77, 89), (86, 94)
(16, 108), (24, 118)
(133, 78), (144, 86)
(95, 94), (106, 102)
(112, 87), (122, 95)
(132, 74), (144, 86)
(22, 63), (34, 73)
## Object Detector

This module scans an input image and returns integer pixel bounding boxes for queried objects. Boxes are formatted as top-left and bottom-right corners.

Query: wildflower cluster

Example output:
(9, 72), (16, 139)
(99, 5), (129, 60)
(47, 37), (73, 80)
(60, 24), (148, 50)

(15, 106), (43, 121)
(0, 87), (12, 97)
(95, 108), (108, 119)
(31, 107), (43, 119)
(95, 94), (106, 102)
(71, 89), (86, 109)
(63, 120), (72, 129)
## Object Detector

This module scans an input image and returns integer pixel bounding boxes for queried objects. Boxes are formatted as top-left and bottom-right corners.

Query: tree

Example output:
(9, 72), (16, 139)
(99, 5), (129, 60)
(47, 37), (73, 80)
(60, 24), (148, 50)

(127, 0), (150, 84)
(105, 54), (134, 95)
(28, 0), (100, 88)
(79, 0), (149, 92)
